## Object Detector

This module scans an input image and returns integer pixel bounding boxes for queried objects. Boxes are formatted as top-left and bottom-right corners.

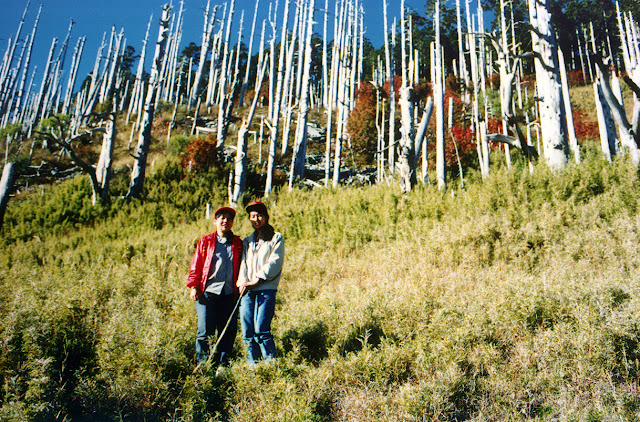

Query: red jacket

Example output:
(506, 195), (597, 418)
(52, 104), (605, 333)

(186, 232), (243, 297)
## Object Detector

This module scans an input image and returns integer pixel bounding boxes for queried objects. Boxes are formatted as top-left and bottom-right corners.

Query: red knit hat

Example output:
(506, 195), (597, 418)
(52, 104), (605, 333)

(245, 200), (268, 216)
(214, 206), (236, 219)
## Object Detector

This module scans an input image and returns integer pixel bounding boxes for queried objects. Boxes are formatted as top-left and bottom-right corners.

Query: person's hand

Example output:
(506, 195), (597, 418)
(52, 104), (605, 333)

(189, 288), (199, 301)
(245, 277), (260, 287)
(237, 278), (259, 294)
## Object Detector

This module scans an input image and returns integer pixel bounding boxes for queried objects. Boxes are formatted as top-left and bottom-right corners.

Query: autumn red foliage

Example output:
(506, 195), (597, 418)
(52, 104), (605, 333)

(180, 134), (220, 173)
(448, 124), (477, 169)
(346, 82), (380, 162)
(566, 70), (587, 86)
(572, 109), (600, 141)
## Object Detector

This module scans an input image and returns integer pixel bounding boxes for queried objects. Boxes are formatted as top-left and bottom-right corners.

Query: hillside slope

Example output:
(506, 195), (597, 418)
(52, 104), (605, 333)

(2, 147), (640, 421)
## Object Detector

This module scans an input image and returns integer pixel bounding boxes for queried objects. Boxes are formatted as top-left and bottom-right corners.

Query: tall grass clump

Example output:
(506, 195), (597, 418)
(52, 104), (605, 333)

(3, 148), (640, 420)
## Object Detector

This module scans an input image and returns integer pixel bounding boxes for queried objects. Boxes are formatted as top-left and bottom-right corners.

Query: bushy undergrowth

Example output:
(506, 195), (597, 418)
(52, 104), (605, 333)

(3, 148), (640, 420)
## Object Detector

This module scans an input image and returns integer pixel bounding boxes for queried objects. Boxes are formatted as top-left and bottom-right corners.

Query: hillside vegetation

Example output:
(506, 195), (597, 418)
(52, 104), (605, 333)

(2, 142), (640, 421)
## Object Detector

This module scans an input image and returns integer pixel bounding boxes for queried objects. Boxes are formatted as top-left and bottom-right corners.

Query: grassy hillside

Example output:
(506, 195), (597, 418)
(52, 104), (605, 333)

(2, 144), (640, 421)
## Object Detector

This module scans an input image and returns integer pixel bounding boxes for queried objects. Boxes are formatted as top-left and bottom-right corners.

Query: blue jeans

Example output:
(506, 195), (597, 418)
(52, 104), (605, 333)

(195, 292), (238, 366)
(239, 289), (277, 365)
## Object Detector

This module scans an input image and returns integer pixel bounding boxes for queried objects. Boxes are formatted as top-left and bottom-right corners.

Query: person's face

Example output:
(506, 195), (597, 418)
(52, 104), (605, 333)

(249, 211), (267, 230)
(215, 212), (234, 234)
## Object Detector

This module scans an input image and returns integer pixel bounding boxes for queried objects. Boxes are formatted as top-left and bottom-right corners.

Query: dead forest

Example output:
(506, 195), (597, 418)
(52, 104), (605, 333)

(1, 0), (640, 225)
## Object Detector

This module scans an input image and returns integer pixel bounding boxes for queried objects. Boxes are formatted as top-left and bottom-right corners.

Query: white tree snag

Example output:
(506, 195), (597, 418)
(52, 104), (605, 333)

(466, 1), (489, 178)
(238, 0), (260, 107)
(0, 162), (16, 231)
(82, 32), (106, 121)
(376, 86), (385, 182)
(398, 85), (416, 192)
(276, 0), (296, 156)
(127, 14), (152, 123)
(332, 0), (354, 188)
(322, 0), (329, 107)
(103, 28), (124, 106)
(528, 0), (569, 170)
(324, 0), (344, 185)
(557, 47), (580, 163)
(98, 27), (116, 104)
(216, 0), (235, 144)
(289, 0), (316, 189)
(594, 79), (618, 161)
(61, 36), (85, 116)
(388, 17), (397, 174)
(128, 5), (171, 199)
(165, 1), (184, 103)
(191, 1), (218, 108)
(95, 107), (117, 205)
(31, 37), (57, 128)
(0, 0), (29, 112)
(264, 1), (280, 197)
(594, 57), (640, 162)
(397, 0), (418, 192)
(455, 0), (469, 96)
(499, 0), (512, 168)
(232, 55), (268, 205)
(434, 0), (446, 190)
(617, 2), (640, 135)
(413, 97), (433, 171)
(11, 4), (40, 126)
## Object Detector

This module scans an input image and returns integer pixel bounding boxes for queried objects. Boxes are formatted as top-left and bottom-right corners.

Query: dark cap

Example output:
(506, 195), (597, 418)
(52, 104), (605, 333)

(245, 200), (268, 216)
(214, 206), (236, 219)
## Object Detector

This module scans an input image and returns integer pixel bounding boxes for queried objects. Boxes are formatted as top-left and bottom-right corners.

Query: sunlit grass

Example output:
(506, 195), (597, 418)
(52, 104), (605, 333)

(3, 146), (640, 420)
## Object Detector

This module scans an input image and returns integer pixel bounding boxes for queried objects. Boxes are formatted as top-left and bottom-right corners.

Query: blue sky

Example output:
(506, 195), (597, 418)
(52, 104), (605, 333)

(0, 0), (452, 91)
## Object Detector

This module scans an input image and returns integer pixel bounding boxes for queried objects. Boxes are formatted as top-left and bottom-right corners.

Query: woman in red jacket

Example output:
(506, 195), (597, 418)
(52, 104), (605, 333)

(186, 207), (243, 367)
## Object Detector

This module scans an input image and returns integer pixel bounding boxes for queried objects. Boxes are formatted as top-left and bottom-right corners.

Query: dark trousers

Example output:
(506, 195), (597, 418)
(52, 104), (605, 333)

(195, 292), (237, 365)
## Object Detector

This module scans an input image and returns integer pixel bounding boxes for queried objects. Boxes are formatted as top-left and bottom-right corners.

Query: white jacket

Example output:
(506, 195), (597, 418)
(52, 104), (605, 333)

(238, 230), (285, 291)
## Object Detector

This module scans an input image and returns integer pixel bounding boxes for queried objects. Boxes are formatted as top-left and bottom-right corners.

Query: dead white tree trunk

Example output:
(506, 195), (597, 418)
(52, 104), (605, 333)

(102, 28), (124, 106)
(191, 1), (218, 108)
(594, 57), (640, 162)
(238, 0), (261, 107)
(289, 0), (315, 188)
(455, 0), (469, 97)
(232, 55), (269, 205)
(95, 100), (118, 205)
(128, 4), (171, 198)
(0, 162), (16, 231)
(82, 32), (106, 121)
(127, 15), (152, 123)
(434, 0), (446, 190)
(594, 78), (618, 161)
(388, 17), (397, 174)
(98, 27), (116, 104)
(558, 47), (580, 163)
(528, 0), (569, 170)
(205, 23), (223, 107)
(166, 1), (184, 103)
(324, 0), (345, 186)
(397, 0), (418, 192)
(499, 0), (512, 168)
(11, 5), (40, 126)
(216, 0), (236, 147)
(31, 37), (57, 128)
(0, 0), (29, 112)
(61, 36), (85, 116)
(466, 0), (489, 178)
(332, 0), (354, 188)
(275, 0), (295, 156)
(322, 0), (329, 107)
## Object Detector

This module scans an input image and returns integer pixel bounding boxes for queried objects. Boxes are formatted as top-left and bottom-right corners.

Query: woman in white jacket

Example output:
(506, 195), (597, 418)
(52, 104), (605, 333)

(237, 201), (285, 366)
